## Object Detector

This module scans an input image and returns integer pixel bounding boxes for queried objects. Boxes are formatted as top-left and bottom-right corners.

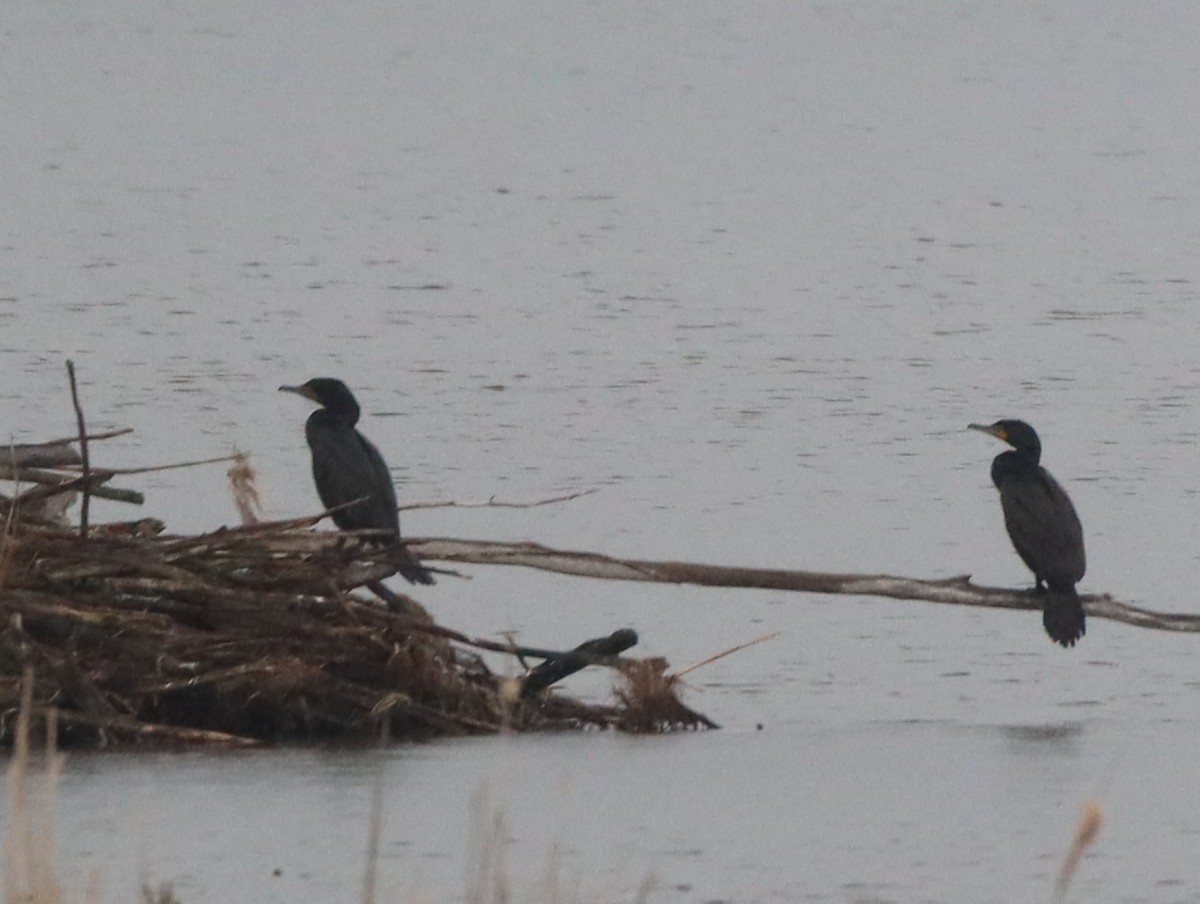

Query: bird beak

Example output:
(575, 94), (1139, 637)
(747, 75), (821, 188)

(967, 422), (1007, 441)
(279, 384), (318, 402)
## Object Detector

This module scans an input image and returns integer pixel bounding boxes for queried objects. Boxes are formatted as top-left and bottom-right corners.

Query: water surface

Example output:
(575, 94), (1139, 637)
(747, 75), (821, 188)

(3, 1), (1200, 901)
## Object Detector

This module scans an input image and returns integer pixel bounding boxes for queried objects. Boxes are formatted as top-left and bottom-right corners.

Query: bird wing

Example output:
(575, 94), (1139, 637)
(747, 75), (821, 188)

(999, 468), (1086, 586)
(306, 424), (400, 536)
(354, 431), (402, 534)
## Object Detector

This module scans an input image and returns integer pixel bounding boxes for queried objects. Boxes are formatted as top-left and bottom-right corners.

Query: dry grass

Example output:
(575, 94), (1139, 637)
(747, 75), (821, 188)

(1054, 798), (1104, 902)
(463, 787), (656, 904)
(613, 659), (715, 733)
(2, 685), (648, 904)
(4, 670), (66, 904)
(225, 451), (262, 527)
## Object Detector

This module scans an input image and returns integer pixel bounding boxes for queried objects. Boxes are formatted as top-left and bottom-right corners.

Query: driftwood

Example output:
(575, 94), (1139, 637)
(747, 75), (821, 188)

(521, 629), (640, 697)
(1, 440), (244, 521)
(2, 444), (82, 469)
(410, 538), (1200, 634)
(1, 429), (144, 511)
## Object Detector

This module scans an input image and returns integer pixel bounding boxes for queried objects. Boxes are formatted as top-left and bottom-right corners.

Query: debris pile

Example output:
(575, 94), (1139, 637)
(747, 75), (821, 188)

(0, 436), (713, 749)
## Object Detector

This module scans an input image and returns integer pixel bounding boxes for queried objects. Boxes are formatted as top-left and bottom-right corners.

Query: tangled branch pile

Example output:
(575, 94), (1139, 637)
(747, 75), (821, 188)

(0, 443), (713, 748)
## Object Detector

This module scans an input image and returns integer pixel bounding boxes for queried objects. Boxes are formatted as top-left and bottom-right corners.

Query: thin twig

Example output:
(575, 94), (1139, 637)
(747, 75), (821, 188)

(674, 632), (780, 678)
(65, 361), (89, 539)
(24, 428), (133, 447)
(59, 453), (241, 476)
(399, 487), (600, 512)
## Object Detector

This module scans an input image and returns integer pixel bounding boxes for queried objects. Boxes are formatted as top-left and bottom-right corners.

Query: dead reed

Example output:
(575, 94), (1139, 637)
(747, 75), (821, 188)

(3, 669), (65, 904)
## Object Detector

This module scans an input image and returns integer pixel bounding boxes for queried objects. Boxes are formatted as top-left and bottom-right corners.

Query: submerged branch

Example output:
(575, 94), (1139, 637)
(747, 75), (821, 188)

(413, 537), (1200, 634)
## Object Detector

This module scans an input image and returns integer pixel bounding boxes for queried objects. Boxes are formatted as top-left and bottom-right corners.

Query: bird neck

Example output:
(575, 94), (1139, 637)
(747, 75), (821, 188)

(309, 405), (358, 430)
(991, 448), (1039, 487)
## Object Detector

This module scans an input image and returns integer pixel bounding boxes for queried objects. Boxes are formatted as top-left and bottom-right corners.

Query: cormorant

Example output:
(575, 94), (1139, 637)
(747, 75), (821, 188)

(969, 419), (1086, 647)
(280, 377), (434, 586)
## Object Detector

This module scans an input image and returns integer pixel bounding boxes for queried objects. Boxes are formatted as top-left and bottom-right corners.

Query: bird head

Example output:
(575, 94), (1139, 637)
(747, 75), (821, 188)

(968, 419), (1042, 457)
(279, 378), (361, 423)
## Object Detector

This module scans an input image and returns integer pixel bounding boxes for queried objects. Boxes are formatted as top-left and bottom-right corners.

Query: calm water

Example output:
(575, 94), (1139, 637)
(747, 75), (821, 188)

(3, 0), (1200, 901)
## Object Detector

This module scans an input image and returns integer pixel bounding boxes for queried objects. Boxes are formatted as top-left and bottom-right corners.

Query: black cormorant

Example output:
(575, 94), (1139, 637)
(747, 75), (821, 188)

(280, 377), (434, 586)
(969, 419), (1085, 647)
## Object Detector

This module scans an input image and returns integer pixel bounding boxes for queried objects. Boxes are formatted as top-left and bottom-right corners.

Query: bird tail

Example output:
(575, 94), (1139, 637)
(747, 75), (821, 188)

(392, 544), (436, 586)
(1042, 586), (1085, 648)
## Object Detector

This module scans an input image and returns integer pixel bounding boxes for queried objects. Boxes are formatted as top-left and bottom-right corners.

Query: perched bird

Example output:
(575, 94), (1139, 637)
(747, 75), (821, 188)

(969, 419), (1085, 646)
(280, 377), (434, 585)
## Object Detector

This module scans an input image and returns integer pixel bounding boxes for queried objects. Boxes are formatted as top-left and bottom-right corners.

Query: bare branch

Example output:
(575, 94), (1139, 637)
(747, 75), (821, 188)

(411, 537), (1200, 634)
(65, 360), (90, 538)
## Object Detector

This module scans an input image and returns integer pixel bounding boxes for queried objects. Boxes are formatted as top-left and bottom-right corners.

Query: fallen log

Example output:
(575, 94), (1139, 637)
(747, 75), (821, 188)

(411, 538), (1200, 634)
